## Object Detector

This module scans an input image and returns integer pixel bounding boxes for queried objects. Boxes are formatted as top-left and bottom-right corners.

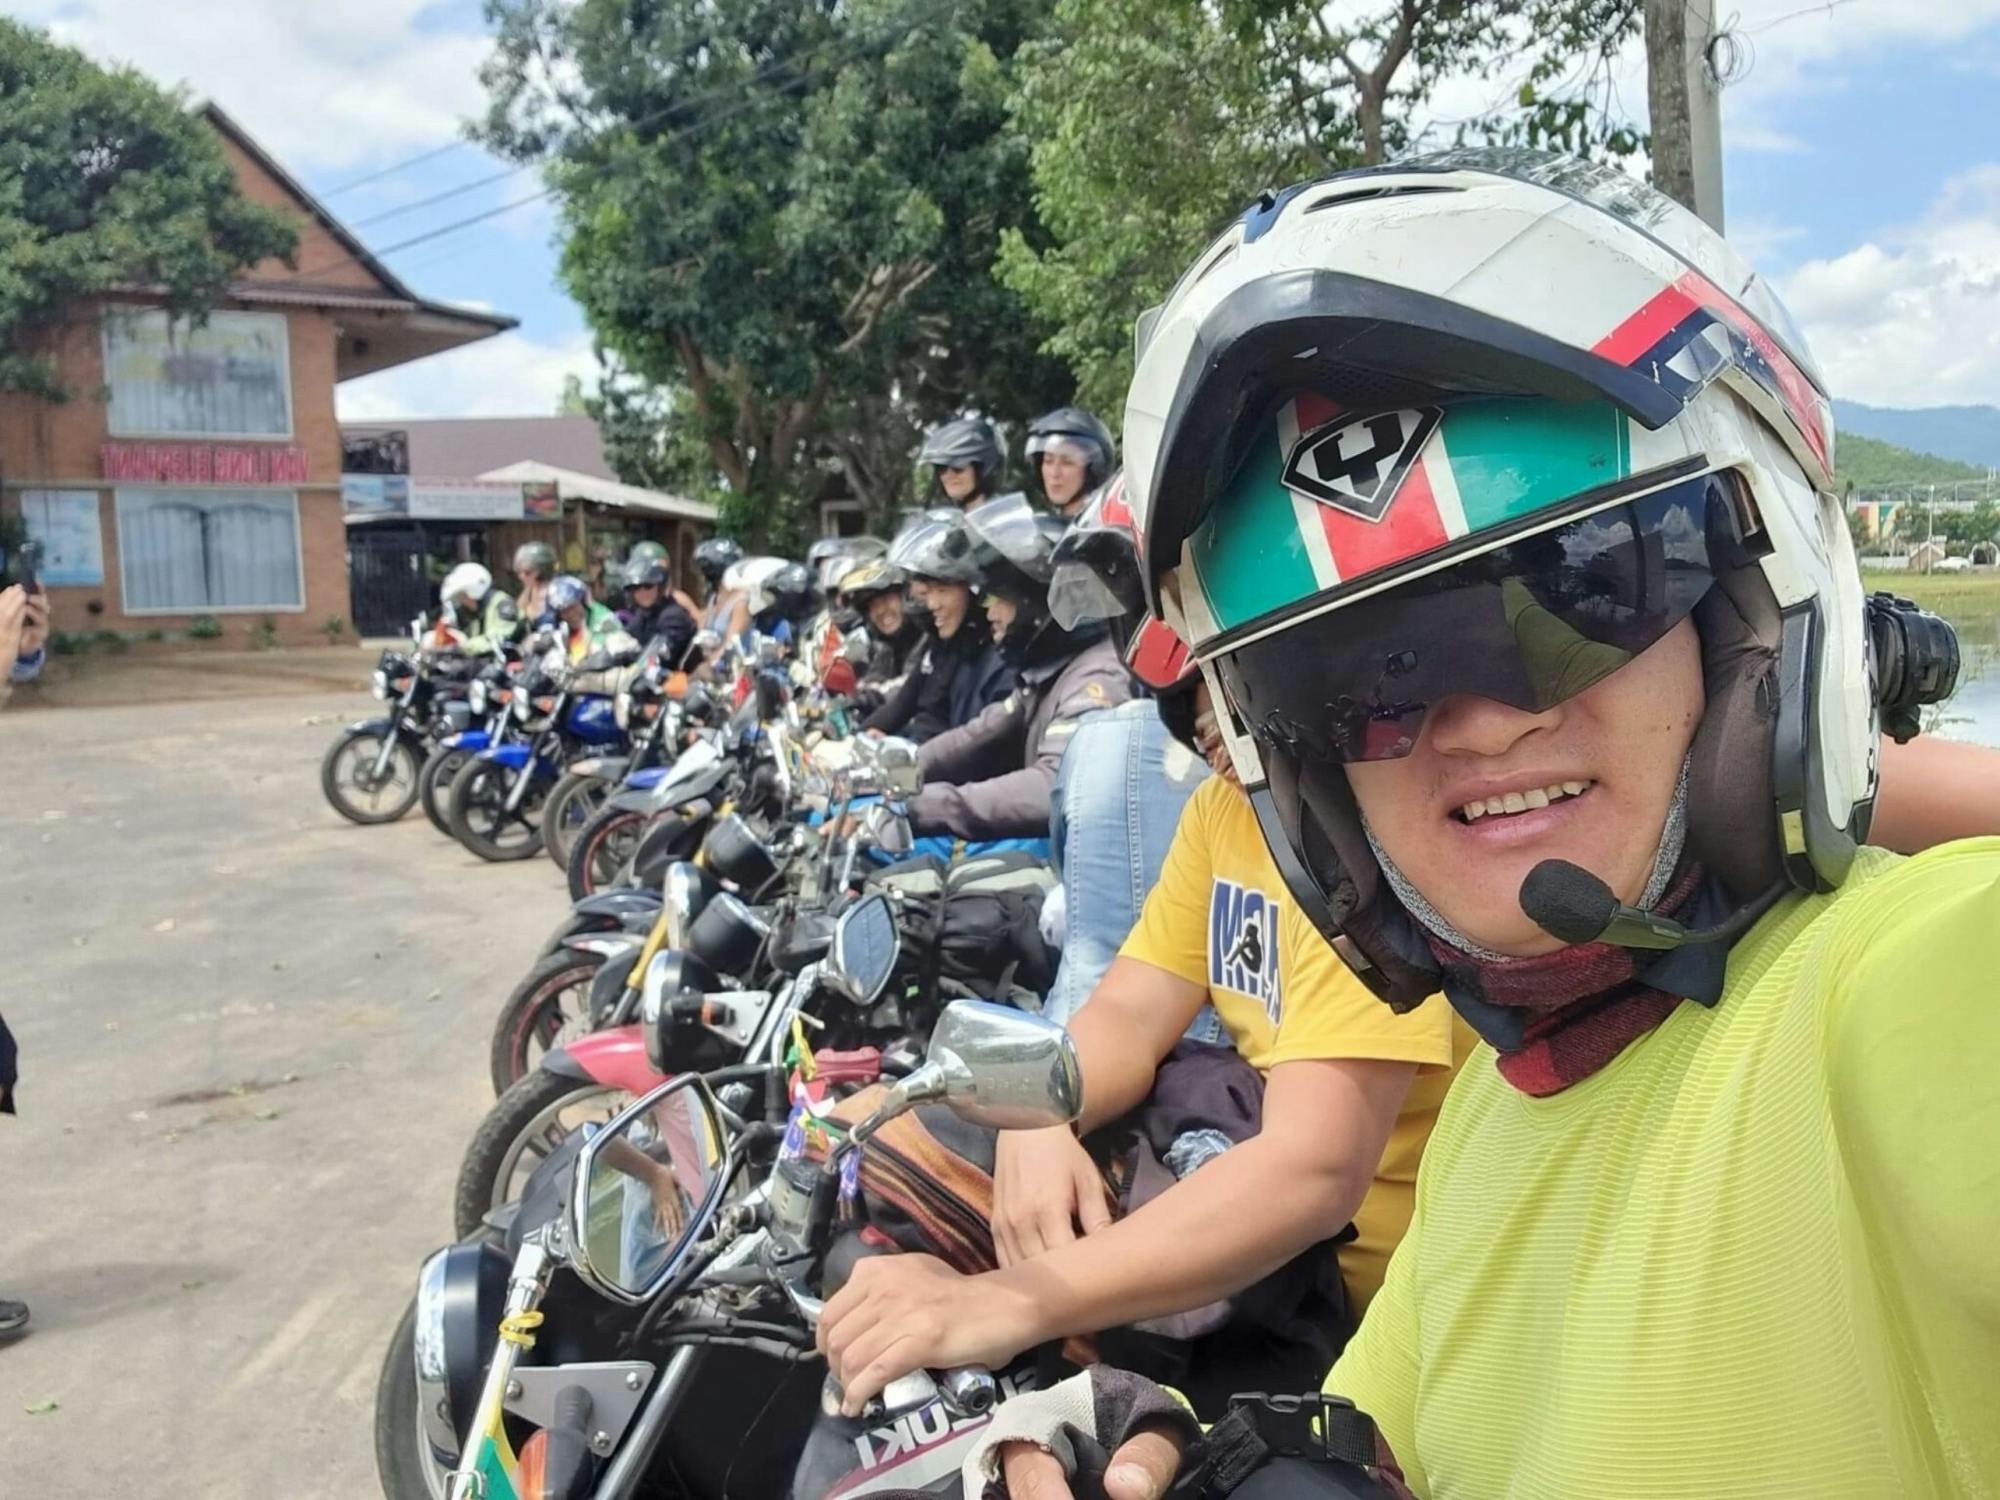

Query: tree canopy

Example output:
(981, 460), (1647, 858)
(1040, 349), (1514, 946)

(478, 0), (1072, 543)
(998, 0), (1646, 413)
(0, 19), (298, 398)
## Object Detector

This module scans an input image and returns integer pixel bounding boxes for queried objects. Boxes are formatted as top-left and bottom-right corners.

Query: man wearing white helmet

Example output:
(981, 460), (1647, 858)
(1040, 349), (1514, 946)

(438, 562), (521, 654)
(905, 155), (1995, 1500)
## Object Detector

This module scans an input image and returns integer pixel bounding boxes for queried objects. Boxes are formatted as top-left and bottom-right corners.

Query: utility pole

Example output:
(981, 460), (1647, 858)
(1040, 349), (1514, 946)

(1646, 0), (1726, 230)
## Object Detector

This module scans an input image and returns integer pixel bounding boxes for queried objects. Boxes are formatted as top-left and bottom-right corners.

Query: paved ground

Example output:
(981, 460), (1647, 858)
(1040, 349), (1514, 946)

(2, 688), (568, 1496)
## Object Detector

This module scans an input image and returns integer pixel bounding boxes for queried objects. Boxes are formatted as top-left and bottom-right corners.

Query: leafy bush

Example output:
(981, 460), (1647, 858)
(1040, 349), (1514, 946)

(186, 614), (224, 640)
(251, 616), (280, 650)
(92, 627), (129, 652)
(321, 615), (347, 642)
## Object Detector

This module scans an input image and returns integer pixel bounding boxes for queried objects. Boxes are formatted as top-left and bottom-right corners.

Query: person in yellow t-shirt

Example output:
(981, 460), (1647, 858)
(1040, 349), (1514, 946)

(815, 495), (1473, 1424)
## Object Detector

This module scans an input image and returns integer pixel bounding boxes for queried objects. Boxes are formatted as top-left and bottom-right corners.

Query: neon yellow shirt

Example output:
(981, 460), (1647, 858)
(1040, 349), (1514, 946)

(1330, 840), (2000, 1498)
(1121, 776), (1475, 1309)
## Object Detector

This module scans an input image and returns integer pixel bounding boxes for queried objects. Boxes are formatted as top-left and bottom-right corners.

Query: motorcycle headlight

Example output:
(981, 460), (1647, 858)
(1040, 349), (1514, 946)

(469, 680), (489, 713)
(370, 669), (389, 700)
(413, 1250), (451, 1385)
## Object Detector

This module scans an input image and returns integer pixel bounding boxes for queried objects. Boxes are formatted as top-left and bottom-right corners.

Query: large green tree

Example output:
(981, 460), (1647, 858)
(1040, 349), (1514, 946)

(0, 19), (298, 398)
(478, 0), (1072, 543)
(998, 0), (1645, 413)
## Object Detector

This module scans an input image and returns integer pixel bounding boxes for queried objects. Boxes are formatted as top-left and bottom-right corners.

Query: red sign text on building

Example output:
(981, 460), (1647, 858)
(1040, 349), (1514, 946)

(100, 441), (310, 486)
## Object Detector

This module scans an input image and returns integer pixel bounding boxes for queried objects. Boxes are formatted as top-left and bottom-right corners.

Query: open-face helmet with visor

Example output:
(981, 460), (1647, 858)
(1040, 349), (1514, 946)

(1122, 149), (1957, 1011)
(919, 417), (1004, 489)
(958, 492), (1074, 663)
(693, 536), (744, 588)
(887, 508), (985, 587)
(807, 535), (887, 596)
(838, 559), (908, 608)
(1026, 407), (1117, 498)
(513, 541), (557, 579)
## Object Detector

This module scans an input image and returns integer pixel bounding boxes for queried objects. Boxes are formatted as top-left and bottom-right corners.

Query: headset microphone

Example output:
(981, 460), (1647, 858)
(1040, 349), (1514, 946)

(1519, 860), (1788, 951)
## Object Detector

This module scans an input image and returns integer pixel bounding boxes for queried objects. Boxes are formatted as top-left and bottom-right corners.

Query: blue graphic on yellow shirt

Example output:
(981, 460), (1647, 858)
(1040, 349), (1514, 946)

(1208, 879), (1282, 1025)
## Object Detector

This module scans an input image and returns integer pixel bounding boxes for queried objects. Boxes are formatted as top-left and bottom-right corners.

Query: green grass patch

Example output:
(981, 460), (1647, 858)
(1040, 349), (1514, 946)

(1863, 569), (2000, 615)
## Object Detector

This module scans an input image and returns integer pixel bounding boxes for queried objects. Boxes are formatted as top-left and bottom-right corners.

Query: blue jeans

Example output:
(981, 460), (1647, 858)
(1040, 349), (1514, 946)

(1047, 700), (1224, 1042)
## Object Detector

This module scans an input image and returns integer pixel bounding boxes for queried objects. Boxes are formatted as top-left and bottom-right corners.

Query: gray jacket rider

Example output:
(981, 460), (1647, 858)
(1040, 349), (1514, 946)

(907, 631), (1133, 841)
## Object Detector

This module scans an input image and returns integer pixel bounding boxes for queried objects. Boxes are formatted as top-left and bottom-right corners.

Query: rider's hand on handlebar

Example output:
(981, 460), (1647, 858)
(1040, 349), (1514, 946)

(998, 1423), (1187, 1500)
(817, 1252), (1044, 1416)
(991, 1126), (1113, 1268)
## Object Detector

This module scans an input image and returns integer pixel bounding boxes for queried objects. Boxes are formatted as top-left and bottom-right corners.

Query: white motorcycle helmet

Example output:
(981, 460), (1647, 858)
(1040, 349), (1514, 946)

(441, 562), (493, 607)
(1121, 149), (1892, 1011)
(721, 555), (792, 615)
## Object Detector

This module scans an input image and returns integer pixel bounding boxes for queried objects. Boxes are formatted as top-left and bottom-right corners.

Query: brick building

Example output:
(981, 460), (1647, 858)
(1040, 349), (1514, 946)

(0, 104), (513, 647)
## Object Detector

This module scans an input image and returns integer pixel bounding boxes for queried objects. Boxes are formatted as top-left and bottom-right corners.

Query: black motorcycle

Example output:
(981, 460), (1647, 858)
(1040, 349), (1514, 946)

(320, 639), (470, 825)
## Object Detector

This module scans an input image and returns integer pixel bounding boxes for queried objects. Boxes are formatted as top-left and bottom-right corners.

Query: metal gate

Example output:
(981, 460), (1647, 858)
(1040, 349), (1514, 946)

(346, 527), (434, 638)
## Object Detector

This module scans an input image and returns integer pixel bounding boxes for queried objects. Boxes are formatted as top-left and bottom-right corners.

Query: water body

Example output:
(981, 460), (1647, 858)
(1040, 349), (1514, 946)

(1909, 589), (2000, 749)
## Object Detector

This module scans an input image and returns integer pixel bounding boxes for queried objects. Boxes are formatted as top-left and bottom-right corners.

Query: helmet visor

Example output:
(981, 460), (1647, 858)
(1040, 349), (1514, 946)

(1211, 472), (1726, 764)
(1027, 434), (1095, 466)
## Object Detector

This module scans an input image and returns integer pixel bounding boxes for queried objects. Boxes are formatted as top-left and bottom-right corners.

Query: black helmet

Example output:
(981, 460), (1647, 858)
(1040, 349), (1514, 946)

(807, 535), (887, 595)
(887, 508), (984, 586)
(625, 558), (671, 590)
(693, 537), (743, 587)
(838, 558), (907, 606)
(918, 416), (1004, 489)
(760, 561), (817, 623)
(1025, 407), (1116, 494)
(961, 494), (1076, 664)
(513, 540), (557, 577)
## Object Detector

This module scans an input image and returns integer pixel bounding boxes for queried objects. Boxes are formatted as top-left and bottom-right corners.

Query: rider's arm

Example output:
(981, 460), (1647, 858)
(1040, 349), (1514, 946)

(1324, 1192), (1427, 1493)
(1825, 842), (2000, 1484)
(1868, 735), (2000, 854)
(862, 659), (921, 734)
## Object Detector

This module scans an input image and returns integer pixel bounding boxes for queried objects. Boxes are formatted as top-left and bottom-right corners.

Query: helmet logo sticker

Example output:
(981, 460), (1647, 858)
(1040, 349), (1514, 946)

(1281, 406), (1443, 524)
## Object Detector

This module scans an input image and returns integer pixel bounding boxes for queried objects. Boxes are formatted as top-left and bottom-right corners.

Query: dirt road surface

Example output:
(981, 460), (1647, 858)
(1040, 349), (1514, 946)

(1, 688), (566, 1495)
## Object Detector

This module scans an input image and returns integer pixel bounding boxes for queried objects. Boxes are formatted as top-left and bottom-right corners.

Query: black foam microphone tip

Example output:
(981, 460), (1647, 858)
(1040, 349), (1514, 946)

(1519, 859), (1620, 946)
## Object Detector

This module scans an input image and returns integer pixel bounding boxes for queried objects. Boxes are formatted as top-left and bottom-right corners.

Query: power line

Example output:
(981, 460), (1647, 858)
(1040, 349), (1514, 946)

(346, 164), (530, 230)
(320, 139), (469, 197)
(1745, 0), (1861, 35)
(291, 6), (952, 284)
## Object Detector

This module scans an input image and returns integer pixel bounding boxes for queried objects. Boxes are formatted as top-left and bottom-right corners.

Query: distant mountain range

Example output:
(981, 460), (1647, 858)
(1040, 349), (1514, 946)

(1833, 400), (2000, 472)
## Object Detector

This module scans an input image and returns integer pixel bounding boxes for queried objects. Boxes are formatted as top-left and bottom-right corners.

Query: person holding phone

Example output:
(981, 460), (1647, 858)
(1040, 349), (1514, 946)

(0, 576), (48, 709)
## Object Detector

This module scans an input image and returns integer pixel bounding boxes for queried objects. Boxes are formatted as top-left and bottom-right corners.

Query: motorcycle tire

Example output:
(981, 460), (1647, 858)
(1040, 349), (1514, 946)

(320, 726), (422, 825)
(564, 801), (648, 902)
(455, 1068), (634, 1239)
(487, 949), (604, 1096)
(373, 1295), (458, 1500)
(445, 755), (546, 863)
(541, 769), (613, 873)
(418, 743), (471, 836)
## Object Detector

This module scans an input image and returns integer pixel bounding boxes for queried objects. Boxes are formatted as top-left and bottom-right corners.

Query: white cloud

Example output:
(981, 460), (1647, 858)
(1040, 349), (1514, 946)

(1728, 123), (1808, 154)
(1728, 214), (1809, 271)
(1781, 165), (2000, 405)
(6, 0), (492, 171)
(336, 330), (596, 421)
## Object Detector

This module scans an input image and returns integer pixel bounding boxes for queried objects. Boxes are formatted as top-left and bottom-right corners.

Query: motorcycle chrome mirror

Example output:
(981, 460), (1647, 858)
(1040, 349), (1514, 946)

(568, 1075), (732, 1305)
(824, 893), (899, 1007)
(848, 1002), (1081, 1148)
(871, 736), (922, 796)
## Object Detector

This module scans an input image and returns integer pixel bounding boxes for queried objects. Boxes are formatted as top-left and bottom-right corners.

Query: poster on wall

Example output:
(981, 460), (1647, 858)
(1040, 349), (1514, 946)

(342, 474), (410, 518)
(103, 307), (293, 439)
(19, 490), (105, 586)
(522, 480), (561, 519)
(407, 481), (525, 522)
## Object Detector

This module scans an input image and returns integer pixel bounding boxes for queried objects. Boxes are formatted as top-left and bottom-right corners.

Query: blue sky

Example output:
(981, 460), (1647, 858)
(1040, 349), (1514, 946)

(14, 0), (2000, 417)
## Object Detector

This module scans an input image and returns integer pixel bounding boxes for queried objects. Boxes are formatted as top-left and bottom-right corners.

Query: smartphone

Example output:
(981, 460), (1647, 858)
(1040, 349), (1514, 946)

(3, 538), (41, 593)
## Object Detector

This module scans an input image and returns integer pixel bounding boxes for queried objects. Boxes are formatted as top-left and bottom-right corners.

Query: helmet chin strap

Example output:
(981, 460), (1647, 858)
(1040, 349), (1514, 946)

(1365, 756), (1693, 961)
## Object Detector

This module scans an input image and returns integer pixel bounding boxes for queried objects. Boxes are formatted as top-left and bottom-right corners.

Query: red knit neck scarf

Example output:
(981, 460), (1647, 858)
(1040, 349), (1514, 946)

(1424, 865), (1722, 1096)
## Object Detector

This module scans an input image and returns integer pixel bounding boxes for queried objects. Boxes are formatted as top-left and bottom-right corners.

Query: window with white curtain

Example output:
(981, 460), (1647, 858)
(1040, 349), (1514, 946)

(116, 490), (304, 612)
(103, 307), (293, 438)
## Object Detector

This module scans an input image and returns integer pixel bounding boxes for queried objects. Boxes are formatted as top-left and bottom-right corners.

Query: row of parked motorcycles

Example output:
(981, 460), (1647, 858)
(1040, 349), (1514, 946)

(340, 616), (1086, 1499)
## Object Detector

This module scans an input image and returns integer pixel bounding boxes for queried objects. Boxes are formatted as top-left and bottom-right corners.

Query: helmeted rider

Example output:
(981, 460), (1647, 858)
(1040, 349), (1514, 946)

(620, 557), (697, 667)
(437, 562), (522, 655)
(838, 558), (923, 692)
(1025, 405), (1117, 518)
(918, 415), (1005, 510)
(939, 154), (1992, 1500)
(691, 536), (744, 637)
(544, 574), (639, 697)
(623, 538), (702, 619)
(511, 541), (557, 627)
(903, 493), (1135, 839)
(862, 509), (1012, 743)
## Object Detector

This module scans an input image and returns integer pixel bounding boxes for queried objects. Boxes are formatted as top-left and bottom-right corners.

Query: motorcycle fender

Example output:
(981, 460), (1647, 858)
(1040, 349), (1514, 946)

(605, 786), (659, 817)
(585, 946), (641, 1024)
(568, 754), (630, 780)
(540, 1026), (666, 1096)
(559, 933), (643, 961)
(441, 729), (491, 753)
(573, 889), (663, 923)
(345, 716), (396, 736)
(481, 742), (534, 769)
(624, 764), (669, 790)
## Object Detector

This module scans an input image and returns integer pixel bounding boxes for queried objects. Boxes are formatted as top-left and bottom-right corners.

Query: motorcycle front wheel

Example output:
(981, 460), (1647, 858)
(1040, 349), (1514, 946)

(487, 949), (604, 1096)
(564, 800), (648, 901)
(541, 769), (613, 872)
(455, 1068), (633, 1238)
(373, 1297), (456, 1500)
(417, 743), (471, 836)
(446, 757), (546, 862)
(320, 727), (421, 825)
